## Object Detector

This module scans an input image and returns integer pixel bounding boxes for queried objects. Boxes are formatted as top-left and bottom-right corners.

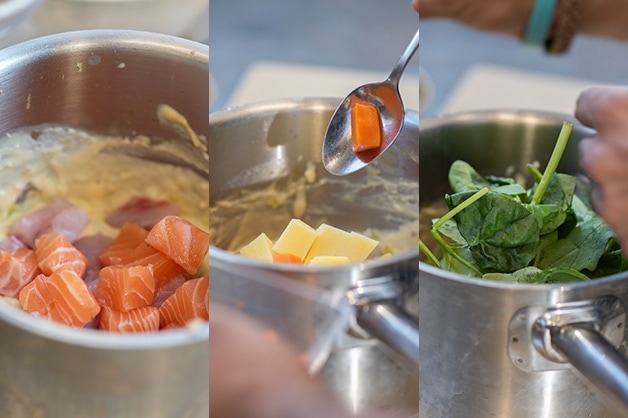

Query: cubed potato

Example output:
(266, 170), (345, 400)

(307, 255), (350, 266)
(304, 224), (379, 263)
(272, 219), (317, 261)
(239, 233), (274, 262)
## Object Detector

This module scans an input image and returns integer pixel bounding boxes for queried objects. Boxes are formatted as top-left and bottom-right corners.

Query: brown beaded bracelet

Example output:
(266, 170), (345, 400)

(545, 0), (584, 54)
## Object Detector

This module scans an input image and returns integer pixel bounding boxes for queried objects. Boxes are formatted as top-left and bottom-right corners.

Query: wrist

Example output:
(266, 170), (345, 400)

(578, 0), (628, 40)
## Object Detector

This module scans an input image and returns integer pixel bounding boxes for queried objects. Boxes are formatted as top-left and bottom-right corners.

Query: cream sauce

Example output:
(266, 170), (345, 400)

(0, 125), (209, 240)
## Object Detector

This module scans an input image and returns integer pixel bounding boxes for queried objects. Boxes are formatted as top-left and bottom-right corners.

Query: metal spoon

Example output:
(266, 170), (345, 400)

(322, 27), (420, 175)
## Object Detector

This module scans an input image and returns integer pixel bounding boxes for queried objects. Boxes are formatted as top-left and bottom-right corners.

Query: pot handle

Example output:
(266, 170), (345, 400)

(530, 296), (628, 415)
(550, 324), (628, 414)
(356, 302), (420, 366)
(346, 277), (419, 367)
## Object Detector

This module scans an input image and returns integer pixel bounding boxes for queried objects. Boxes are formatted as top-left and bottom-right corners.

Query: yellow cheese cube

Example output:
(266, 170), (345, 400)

(272, 219), (317, 260)
(307, 255), (350, 266)
(239, 233), (274, 262)
(304, 224), (379, 263)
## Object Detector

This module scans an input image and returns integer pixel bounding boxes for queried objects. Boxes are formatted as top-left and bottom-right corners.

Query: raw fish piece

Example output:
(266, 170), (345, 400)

(0, 249), (40, 297)
(117, 242), (186, 289)
(105, 197), (179, 229)
(159, 276), (208, 328)
(94, 264), (155, 312)
(99, 306), (160, 333)
(98, 223), (149, 267)
(24, 269), (101, 328)
(19, 274), (51, 316)
(9, 197), (88, 248)
(152, 274), (186, 308)
(35, 233), (87, 276)
(0, 235), (26, 252)
(145, 215), (209, 274)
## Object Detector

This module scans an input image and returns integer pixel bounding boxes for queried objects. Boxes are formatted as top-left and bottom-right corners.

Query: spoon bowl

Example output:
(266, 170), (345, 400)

(322, 27), (419, 175)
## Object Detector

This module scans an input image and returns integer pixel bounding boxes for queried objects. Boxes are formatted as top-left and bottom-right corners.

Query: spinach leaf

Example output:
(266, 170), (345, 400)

(427, 122), (628, 283)
(448, 160), (490, 193)
(539, 267), (590, 283)
(536, 215), (616, 272)
(432, 218), (465, 245)
(526, 204), (565, 235)
(483, 266), (590, 283)
(440, 244), (480, 276)
(446, 191), (540, 272)
(484, 266), (543, 283)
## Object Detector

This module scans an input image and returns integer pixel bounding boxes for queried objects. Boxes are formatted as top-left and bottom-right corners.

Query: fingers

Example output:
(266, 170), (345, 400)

(575, 86), (628, 133)
(579, 135), (628, 255)
(415, 0), (446, 18)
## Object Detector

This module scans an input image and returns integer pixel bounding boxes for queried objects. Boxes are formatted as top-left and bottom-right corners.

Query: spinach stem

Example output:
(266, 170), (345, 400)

(531, 122), (573, 205)
(429, 187), (489, 277)
(430, 230), (483, 276)
(419, 239), (440, 267)
(432, 187), (489, 230)
(526, 164), (543, 182)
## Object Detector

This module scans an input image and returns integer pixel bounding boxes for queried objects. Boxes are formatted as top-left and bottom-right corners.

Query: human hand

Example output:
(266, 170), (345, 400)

(576, 86), (628, 253)
(413, 0), (535, 38)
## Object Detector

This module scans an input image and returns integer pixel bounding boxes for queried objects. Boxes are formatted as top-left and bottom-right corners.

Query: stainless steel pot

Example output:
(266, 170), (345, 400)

(209, 98), (419, 416)
(0, 31), (209, 418)
(419, 110), (628, 418)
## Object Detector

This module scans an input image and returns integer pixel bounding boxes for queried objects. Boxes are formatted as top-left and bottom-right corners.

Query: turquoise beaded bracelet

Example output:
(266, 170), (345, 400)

(523, 0), (557, 46)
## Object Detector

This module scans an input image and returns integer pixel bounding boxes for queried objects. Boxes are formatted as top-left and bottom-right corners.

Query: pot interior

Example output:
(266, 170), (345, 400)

(208, 98), (419, 259)
(419, 110), (595, 259)
(0, 30), (210, 346)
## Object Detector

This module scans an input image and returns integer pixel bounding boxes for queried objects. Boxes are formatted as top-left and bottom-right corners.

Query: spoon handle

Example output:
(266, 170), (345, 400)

(387, 27), (420, 86)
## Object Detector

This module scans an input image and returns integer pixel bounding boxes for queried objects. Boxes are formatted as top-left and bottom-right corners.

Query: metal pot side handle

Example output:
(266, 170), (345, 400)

(550, 324), (628, 415)
(528, 296), (628, 416)
(356, 302), (420, 367)
(346, 276), (420, 367)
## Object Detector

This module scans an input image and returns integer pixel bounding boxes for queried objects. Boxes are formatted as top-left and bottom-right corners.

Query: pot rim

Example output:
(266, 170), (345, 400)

(0, 303), (208, 349)
(211, 245), (419, 273)
(209, 97), (342, 125)
(209, 96), (420, 122)
(419, 260), (628, 290)
(0, 28), (209, 70)
(420, 108), (590, 132)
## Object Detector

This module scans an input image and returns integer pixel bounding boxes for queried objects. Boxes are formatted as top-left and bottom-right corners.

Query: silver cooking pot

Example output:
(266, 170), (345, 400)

(209, 98), (419, 416)
(419, 110), (628, 418)
(0, 31), (209, 417)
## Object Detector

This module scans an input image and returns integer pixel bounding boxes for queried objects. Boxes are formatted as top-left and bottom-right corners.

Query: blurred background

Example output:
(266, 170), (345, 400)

(0, 0), (208, 49)
(209, 0), (420, 112)
(210, 0), (628, 119)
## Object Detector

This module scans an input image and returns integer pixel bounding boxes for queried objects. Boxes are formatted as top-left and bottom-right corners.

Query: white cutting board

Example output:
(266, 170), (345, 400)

(227, 60), (424, 112)
(440, 63), (605, 115)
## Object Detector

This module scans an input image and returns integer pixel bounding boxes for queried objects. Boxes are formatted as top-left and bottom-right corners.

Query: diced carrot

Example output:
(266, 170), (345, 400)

(351, 102), (382, 153)
(18, 273), (52, 316)
(98, 223), (149, 267)
(145, 215), (209, 274)
(35, 232), (87, 276)
(44, 269), (101, 328)
(272, 253), (303, 264)
(159, 276), (209, 328)
(99, 306), (160, 333)
(94, 264), (155, 312)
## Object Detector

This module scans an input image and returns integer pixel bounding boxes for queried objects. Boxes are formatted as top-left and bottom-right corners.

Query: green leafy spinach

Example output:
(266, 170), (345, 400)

(420, 122), (628, 283)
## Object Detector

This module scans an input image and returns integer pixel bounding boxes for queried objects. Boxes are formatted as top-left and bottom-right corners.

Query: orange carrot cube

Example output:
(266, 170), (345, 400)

(351, 102), (382, 153)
